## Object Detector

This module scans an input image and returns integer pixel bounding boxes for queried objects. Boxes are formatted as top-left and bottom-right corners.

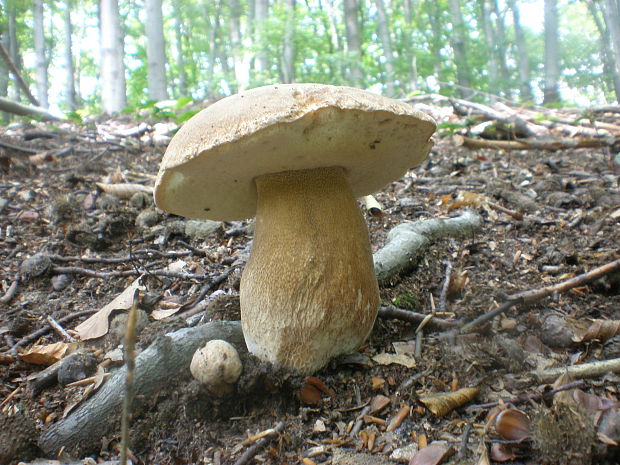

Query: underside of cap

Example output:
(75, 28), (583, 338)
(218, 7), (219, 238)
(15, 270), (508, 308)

(154, 83), (436, 221)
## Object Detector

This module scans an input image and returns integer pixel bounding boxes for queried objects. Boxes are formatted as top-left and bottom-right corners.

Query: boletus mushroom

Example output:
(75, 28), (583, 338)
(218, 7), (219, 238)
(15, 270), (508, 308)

(154, 84), (436, 374)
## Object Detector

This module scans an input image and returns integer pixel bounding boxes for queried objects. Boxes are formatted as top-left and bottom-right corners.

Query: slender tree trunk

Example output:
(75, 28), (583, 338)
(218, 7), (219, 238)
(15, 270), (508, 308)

(254, 0), (268, 76)
(172, 2), (187, 97)
(228, 0), (245, 92)
(507, 0), (533, 101)
(426, 0), (446, 93)
(374, 0), (397, 96)
(543, 0), (561, 104)
(8, 2), (20, 101)
(204, 1), (222, 95)
(478, 0), (499, 97)
(447, 0), (472, 98)
(99, 0), (126, 113)
(491, 0), (510, 94)
(586, 0), (620, 101)
(603, 0), (620, 102)
(402, 0), (418, 92)
(34, 0), (48, 108)
(343, 0), (363, 86)
(145, 0), (168, 101)
(63, 0), (77, 111)
(281, 0), (296, 84)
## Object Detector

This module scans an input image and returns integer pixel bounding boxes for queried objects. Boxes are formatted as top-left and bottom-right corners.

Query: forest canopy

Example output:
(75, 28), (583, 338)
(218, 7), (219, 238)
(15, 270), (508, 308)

(1, 0), (619, 118)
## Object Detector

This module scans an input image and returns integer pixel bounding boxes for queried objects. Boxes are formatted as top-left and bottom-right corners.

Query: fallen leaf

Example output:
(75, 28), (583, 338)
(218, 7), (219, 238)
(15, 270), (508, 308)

(409, 441), (453, 465)
(494, 408), (531, 441)
(373, 352), (416, 368)
(570, 318), (620, 343)
(489, 443), (517, 462)
(369, 394), (390, 414)
(20, 342), (68, 365)
(151, 306), (181, 320)
(75, 279), (144, 340)
(419, 387), (479, 417)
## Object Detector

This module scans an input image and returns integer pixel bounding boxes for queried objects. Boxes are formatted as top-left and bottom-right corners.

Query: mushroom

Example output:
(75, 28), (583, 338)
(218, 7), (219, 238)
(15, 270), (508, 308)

(190, 339), (242, 396)
(154, 84), (436, 374)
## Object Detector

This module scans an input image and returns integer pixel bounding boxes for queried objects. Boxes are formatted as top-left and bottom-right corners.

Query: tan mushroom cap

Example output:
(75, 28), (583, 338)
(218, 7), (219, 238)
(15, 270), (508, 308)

(154, 83), (436, 221)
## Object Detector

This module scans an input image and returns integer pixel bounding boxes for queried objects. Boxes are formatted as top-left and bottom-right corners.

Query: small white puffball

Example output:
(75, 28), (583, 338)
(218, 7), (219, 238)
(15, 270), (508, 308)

(189, 339), (242, 396)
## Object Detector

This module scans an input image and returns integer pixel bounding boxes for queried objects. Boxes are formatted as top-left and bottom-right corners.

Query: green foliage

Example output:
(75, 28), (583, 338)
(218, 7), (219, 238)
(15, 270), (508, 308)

(392, 293), (419, 310)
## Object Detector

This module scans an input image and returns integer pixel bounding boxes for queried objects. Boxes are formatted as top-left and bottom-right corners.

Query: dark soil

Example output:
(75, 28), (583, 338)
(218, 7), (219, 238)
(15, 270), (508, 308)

(0, 104), (619, 465)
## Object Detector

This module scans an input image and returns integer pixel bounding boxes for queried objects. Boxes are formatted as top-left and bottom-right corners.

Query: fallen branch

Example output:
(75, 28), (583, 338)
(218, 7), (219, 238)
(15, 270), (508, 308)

(378, 306), (457, 330)
(455, 134), (614, 151)
(0, 42), (39, 106)
(233, 421), (285, 465)
(373, 210), (483, 283)
(532, 358), (620, 384)
(453, 257), (620, 336)
(39, 320), (244, 456)
(0, 96), (62, 122)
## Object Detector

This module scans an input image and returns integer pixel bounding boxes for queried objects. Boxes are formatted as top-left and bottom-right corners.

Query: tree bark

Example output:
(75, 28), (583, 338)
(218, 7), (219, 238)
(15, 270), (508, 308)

(254, 0), (269, 77)
(63, 0), (77, 111)
(172, 2), (187, 97)
(478, 0), (499, 98)
(543, 0), (561, 104)
(7, 2), (21, 102)
(99, 0), (127, 113)
(507, 0), (533, 101)
(447, 0), (473, 98)
(603, 0), (620, 102)
(343, 0), (364, 87)
(374, 0), (397, 96)
(145, 0), (169, 101)
(33, 0), (48, 109)
(0, 96), (62, 121)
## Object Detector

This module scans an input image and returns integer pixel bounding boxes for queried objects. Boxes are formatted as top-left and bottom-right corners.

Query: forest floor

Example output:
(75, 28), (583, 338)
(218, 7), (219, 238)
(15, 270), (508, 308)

(0, 100), (619, 465)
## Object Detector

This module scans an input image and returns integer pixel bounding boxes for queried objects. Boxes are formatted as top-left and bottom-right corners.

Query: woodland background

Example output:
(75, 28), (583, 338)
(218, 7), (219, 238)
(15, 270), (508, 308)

(1, 0), (620, 120)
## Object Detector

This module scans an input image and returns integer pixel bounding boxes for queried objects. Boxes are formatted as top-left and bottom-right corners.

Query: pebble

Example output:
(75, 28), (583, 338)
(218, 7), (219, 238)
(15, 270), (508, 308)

(57, 352), (98, 386)
(20, 253), (52, 278)
(185, 219), (222, 239)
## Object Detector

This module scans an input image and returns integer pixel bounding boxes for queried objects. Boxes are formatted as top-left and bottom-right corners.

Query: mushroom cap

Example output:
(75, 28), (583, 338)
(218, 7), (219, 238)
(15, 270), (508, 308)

(154, 83), (436, 221)
(189, 339), (242, 396)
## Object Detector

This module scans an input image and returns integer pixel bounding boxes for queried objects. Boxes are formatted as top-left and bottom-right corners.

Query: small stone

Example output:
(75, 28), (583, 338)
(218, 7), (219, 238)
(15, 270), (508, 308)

(20, 253), (52, 278)
(96, 193), (120, 211)
(130, 191), (154, 208)
(51, 274), (72, 291)
(0, 197), (9, 214)
(135, 209), (159, 229)
(390, 443), (419, 463)
(540, 314), (574, 348)
(57, 352), (98, 386)
(185, 219), (222, 239)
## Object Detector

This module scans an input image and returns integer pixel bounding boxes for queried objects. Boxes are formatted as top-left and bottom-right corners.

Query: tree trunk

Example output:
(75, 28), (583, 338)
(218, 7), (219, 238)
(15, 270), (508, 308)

(447, 0), (472, 98)
(374, 0), (397, 96)
(281, 0), (296, 84)
(343, 0), (363, 86)
(7, 2), (20, 101)
(33, 0), (48, 108)
(145, 0), (168, 101)
(478, 0), (499, 97)
(172, 2), (187, 97)
(228, 0), (247, 92)
(507, 0), (533, 101)
(63, 0), (77, 112)
(426, 0), (446, 93)
(543, 0), (561, 104)
(603, 0), (620, 102)
(254, 0), (269, 77)
(99, 0), (126, 113)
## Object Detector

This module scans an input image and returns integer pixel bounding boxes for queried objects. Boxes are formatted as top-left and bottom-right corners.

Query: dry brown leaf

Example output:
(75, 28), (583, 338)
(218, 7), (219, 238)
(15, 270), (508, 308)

(494, 408), (531, 441)
(369, 394), (390, 414)
(75, 279), (144, 340)
(96, 182), (153, 199)
(490, 443), (517, 462)
(476, 440), (491, 465)
(442, 191), (487, 212)
(419, 387), (479, 417)
(150, 306), (182, 320)
(386, 405), (410, 432)
(20, 341), (68, 365)
(571, 318), (620, 343)
(409, 441), (453, 465)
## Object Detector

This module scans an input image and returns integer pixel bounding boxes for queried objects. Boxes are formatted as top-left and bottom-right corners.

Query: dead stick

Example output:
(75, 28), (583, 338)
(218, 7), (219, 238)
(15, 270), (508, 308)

(120, 291), (139, 465)
(46, 316), (76, 342)
(378, 305), (457, 330)
(438, 261), (452, 314)
(233, 421), (284, 465)
(532, 358), (620, 384)
(466, 380), (586, 410)
(0, 42), (39, 106)
(0, 277), (20, 304)
(455, 258), (620, 335)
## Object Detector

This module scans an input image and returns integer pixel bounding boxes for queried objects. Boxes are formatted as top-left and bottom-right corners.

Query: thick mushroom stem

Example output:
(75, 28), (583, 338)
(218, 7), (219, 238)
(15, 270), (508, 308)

(240, 166), (380, 374)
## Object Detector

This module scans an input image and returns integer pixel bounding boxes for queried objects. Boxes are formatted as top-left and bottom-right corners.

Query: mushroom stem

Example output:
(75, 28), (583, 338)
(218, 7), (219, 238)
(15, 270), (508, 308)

(240, 166), (380, 374)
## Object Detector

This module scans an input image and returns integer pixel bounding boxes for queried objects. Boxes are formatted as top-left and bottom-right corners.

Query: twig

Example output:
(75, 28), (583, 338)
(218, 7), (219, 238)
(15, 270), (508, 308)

(120, 290), (139, 465)
(46, 316), (76, 342)
(532, 358), (620, 384)
(233, 421), (285, 465)
(466, 380), (586, 410)
(438, 261), (453, 314)
(453, 257), (620, 335)
(0, 276), (20, 304)
(7, 309), (98, 354)
(457, 422), (473, 458)
(51, 265), (209, 280)
(378, 306), (457, 330)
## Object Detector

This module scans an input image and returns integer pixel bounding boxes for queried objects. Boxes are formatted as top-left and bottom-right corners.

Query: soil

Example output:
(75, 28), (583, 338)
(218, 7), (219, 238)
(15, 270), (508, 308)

(0, 104), (619, 465)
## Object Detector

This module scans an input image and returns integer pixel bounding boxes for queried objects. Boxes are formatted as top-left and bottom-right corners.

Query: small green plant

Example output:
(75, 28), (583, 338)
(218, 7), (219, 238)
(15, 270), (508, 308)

(392, 293), (419, 310)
